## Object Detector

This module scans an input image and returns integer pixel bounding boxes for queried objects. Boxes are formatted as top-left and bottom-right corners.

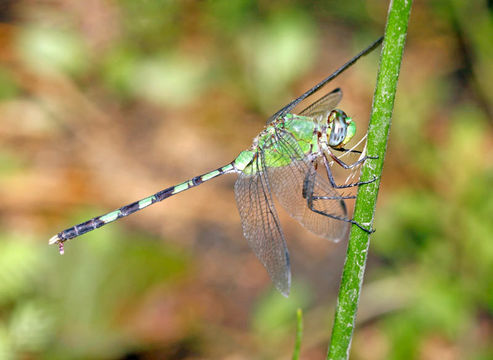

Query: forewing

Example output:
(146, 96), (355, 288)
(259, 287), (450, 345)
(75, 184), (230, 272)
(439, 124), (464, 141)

(267, 88), (342, 124)
(299, 88), (342, 119)
(234, 157), (291, 296)
(268, 130), (350, 242)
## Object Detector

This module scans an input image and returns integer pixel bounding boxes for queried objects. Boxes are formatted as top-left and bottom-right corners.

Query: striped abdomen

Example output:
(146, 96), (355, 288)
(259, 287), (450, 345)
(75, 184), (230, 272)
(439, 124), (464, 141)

(51, 163), (235, 244)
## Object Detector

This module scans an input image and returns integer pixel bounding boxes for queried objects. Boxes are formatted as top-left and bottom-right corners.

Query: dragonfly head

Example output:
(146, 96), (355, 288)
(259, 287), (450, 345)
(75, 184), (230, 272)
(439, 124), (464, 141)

(327, 109), (356, 148)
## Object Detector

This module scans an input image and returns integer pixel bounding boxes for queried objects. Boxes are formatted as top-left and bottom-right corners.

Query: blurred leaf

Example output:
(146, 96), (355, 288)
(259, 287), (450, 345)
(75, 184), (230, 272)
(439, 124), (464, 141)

(383, 314), (420, 360)
(120, 0), (182, 49)
(101, 47), (139, 98)
(0, 150), (26, 176)
(131, 54), (209, 107)
(0, 67), (19, 100)
(238, 10), (317, 112)
(203, 0), (257, 34)
(42, 219), (191, 358)
(0, 326), (14, 360)
(16, 26), (89, 76)
(415, 276), (471, 338)
(0, 236), (43, 305)
(252, 283), (311, 344)
(8, 300), (56, 353)
(374, 191), (441, 264)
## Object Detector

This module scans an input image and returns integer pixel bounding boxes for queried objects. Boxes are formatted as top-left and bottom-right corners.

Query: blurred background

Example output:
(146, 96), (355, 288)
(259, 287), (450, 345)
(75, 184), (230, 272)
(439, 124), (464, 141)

(0, 0), (492, 359)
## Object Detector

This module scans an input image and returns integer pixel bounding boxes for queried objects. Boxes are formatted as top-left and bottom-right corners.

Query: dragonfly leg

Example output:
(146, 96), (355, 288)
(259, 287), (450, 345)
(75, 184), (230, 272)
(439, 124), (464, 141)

(322, 153), (377, 189)
(332, 148), (379, 161)
(312, 195), (356, 200)
(304, 168), (374, 233)
(332, 149), (379, 160)
(331, 149), (380, 163)
(302, 165), (355, 201)
(327, 149), (370, 169)
(332, 148), (363, 154)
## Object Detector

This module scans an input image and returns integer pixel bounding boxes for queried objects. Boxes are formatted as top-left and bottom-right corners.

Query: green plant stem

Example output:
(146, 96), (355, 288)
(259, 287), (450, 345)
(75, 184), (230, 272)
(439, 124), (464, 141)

(292, 308), (303, 360)
(327, 1), (412, 359)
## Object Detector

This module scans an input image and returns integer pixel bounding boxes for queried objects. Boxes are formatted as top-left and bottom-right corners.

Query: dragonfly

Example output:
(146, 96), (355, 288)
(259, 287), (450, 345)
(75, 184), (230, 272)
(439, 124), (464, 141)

(49, 37), (383, 296)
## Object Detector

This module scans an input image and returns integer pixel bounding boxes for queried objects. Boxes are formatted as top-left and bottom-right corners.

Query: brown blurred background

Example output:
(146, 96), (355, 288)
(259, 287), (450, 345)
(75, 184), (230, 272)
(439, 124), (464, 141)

(0, 0), (492, 359)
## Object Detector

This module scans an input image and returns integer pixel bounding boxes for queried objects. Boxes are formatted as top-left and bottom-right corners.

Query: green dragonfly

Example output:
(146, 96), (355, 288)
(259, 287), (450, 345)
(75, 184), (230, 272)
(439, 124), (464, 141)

(50, 37), (383, 296)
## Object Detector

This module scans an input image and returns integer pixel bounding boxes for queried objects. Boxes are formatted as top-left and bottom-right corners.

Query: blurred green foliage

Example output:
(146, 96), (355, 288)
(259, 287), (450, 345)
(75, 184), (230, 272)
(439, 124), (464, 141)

(17, 26), (89, 76)
(0, 66), (18, 100)
(0, 226), (190, 359)
(374, 103), (493, 359)
(0, 0), (491, 359)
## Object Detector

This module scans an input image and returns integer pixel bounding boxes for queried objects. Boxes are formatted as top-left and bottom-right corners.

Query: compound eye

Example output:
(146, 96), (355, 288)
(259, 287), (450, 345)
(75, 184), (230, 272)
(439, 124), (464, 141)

(328, 110), (337, 123)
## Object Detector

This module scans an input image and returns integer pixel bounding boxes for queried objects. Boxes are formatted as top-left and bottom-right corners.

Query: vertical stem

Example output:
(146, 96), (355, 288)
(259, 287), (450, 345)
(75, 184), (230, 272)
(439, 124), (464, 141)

(292, 308), (303, 360)
(327, 1), (413, 359)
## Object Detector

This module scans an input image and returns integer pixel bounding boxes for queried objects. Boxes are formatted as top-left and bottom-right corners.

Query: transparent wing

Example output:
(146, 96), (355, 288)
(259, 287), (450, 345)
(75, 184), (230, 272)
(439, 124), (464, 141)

(234, 156), (291, 296)
(268, 130), (350, 242)
(266, 88), (342, 124)
(299, 88), (342, 119)
(268, 162), (350, 242)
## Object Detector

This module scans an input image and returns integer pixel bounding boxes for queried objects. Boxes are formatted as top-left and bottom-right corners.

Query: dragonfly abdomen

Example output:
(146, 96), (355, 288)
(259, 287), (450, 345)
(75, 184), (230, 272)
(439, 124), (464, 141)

(50, 163), (235, 248)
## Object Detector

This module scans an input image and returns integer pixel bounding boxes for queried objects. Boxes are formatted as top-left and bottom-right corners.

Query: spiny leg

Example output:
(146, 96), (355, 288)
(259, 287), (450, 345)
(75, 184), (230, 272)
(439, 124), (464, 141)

(303, 163), (350, 212)
(327, 148), (371, 169)
(332, 147), (379, 161)
(304, 161), (374, 233)
(301, 165), (355, 201)
(332, 148), (363, 154)
(312, 195), (356, 200)
(322, 152), (377, 189)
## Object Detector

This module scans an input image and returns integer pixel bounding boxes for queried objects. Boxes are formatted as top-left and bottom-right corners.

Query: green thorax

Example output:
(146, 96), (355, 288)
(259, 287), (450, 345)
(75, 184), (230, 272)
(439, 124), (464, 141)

(234, 114), (319, 174)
